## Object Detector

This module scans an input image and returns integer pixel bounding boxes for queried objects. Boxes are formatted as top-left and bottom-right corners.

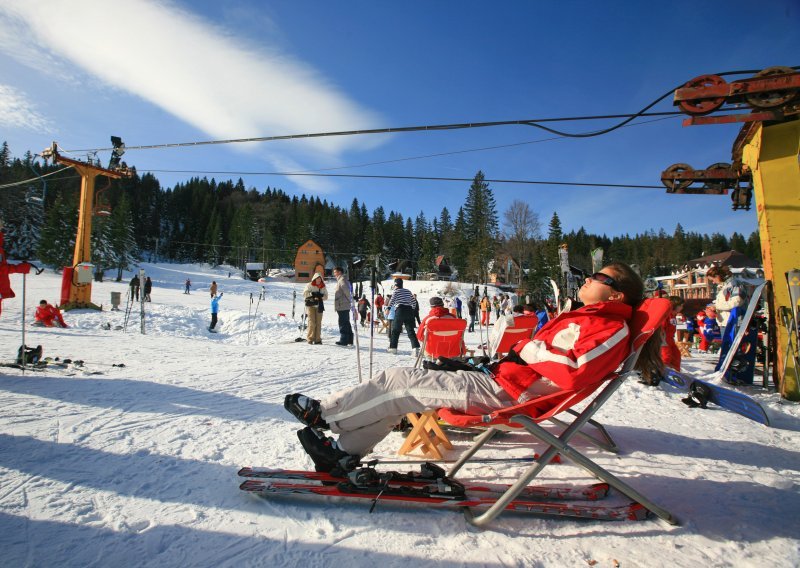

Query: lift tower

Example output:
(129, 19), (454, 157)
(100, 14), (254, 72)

(42, 141), (130, 310)
(666, 66), (800, 399)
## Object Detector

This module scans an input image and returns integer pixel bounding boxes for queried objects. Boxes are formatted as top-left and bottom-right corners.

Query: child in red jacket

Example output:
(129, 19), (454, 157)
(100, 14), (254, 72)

(34, 300), (68, 328)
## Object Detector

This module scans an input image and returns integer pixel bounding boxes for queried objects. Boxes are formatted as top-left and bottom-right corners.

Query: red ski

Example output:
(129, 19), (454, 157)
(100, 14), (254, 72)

(237, 466), (609, 501)
(239, 478), (648, 522)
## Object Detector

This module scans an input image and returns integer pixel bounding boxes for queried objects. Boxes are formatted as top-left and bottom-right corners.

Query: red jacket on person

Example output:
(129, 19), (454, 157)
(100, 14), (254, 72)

(416, 306), (456, 341)
(35, 304), (68, 327)
(493, 301), (633, 402)
(0, 231), (33, 317)
(661, 312), (681, 371)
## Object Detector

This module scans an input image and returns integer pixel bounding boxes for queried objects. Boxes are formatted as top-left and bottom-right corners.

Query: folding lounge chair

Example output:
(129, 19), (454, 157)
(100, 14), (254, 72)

(491, 314), (539, 358)
(438, 297), (679, 527)
(486, 313), (619, 453)
(414, 317), (468, 368)
(396, 318), (467, 460)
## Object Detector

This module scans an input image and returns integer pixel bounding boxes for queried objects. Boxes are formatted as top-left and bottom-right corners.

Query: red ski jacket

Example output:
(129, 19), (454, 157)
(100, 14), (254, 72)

(493, 301), (633, 401)
(661, 312), (681, 371)
(35, 304), (67, 327)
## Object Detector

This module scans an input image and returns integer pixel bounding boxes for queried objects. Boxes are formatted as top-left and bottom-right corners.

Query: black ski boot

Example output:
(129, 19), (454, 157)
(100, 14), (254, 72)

(284, 394), (329, 430)
(297, 427), (359, 473)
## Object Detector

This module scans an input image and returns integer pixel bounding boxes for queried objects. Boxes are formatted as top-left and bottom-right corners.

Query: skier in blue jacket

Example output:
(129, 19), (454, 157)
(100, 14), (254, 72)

(209, 293), (223, 332)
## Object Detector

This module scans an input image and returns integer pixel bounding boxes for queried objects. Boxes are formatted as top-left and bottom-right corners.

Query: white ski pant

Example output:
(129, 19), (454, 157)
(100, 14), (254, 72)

(320, 367), (515, 456)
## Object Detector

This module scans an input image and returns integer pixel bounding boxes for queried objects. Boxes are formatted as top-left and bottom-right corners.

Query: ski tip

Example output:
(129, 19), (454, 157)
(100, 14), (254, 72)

(628, 503), (651, 521)
(589, 482), (610, 500)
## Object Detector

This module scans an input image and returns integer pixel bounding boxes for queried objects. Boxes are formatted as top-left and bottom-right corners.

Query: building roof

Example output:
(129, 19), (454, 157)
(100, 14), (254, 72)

(684, 250), (760, 270)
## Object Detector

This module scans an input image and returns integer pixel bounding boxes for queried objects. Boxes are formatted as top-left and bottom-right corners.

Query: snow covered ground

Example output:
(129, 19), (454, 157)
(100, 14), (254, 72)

(0, 263), (798, 567)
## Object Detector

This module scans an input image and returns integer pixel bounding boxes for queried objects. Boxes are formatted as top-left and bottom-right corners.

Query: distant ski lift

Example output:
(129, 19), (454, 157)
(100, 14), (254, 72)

(93, 177), (112, 217)
(25, 186), (44, 204)
(26, 161), (47, 205)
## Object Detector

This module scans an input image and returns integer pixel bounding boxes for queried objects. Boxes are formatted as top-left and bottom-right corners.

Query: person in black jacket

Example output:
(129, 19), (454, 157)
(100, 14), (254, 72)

(467, 295), (478, 332)
(386, 279), (420, 355)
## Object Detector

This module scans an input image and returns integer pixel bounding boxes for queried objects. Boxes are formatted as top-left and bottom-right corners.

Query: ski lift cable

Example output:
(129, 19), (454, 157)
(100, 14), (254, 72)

(244, 114), (681, 176)
(140, 169), (665, 189)
(62, 111), (685, 154)
(59, 66), (796, 155)
(0, 166), (74, 190)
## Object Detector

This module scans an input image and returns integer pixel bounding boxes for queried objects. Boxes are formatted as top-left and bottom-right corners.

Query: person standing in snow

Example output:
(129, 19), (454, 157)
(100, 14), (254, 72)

(184, 279), (191, 294)
(480, 294), (491, 326)
(209, 293), (222, 332)
(303, 273), (328, 344)
(467, 295), (477, 332)
(130, 274), (140, 301)
(143, 277), (153, 302)
(210, 280), (218, 298)
(333, 267), (353, 347)
(706, 265), (748, 328)
(357, 295), (370, 327)
(386, 278), (420, 355)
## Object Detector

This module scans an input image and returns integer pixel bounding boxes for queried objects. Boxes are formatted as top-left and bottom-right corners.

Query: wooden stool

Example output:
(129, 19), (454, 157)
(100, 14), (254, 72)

(397, 410), (453, 460)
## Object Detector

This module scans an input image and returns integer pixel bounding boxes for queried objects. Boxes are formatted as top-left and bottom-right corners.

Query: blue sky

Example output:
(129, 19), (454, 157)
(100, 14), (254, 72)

(1, 0), (797, 238)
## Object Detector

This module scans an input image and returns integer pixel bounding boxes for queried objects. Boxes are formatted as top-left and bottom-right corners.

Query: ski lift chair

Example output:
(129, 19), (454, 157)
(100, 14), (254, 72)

(93, 177), (113, 217)
(437, 297), (679, 527)
(396, 317), (467, 460)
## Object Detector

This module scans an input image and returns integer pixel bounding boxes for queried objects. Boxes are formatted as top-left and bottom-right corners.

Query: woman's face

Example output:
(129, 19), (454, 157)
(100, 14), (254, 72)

(578, 266), (625, 306)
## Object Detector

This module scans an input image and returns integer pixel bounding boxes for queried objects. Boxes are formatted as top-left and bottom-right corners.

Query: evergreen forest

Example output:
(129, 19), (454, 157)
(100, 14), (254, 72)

(0, 142), (762, 294)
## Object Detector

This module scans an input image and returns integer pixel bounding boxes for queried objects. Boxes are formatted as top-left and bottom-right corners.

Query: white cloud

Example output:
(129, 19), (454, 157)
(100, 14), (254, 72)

(0, 0), (384, 159)
(0, 84), (52, 131)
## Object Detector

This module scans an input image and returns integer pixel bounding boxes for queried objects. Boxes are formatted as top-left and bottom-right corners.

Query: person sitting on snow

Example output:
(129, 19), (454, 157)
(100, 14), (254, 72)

(284, 262), (664, 473)
(33, 300), (68, 328)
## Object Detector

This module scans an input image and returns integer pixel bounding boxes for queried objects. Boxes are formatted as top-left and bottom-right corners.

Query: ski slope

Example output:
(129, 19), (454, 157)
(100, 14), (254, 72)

(0, 263), (798, 567)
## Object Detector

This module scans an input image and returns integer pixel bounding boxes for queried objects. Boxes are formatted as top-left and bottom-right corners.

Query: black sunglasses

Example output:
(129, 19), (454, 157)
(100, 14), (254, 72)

(590, 272), (619, 290)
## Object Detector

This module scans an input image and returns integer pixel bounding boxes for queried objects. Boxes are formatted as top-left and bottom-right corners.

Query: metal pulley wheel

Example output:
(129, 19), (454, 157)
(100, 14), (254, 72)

(677, 74), (727, 115)
(704, 162), (732, 191)
(661, 163), (694, 191)
(746, 66), (798, 109)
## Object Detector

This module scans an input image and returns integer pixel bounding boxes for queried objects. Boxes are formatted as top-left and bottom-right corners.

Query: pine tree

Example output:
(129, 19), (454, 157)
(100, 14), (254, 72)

(3, 189), (43, 259)
(463, 171), (498, 283)
(37, 194), (77, 270)
(109, 193), (139, 280)
(544, 212), (563, 280)
(91, 213), (116, 280)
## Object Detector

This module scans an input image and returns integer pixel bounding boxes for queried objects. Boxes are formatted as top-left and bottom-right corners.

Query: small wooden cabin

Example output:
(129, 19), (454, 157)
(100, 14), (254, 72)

(294, 240), (325, 282)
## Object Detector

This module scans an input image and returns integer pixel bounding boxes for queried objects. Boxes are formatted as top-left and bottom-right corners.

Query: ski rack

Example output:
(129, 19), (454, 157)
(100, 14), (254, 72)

(673, 66), (800, 124)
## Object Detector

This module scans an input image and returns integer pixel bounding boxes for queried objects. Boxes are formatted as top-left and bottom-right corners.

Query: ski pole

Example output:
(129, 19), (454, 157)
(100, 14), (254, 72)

(247, 292), (253, 345)
(350, 281), (362, 383)
(20, 272), (27, 373)
(369, 266), (376, 380)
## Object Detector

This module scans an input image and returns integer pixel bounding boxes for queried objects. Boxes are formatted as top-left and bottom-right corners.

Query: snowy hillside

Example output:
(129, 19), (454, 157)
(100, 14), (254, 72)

(0, 263), (798, 567)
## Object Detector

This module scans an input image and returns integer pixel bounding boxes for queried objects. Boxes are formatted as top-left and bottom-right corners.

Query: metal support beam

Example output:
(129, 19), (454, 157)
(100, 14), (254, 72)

(742, 120), (800, 400)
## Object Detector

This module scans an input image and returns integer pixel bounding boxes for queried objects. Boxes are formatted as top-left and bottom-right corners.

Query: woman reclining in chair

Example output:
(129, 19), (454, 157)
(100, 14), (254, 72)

(285, 262), (663, 472)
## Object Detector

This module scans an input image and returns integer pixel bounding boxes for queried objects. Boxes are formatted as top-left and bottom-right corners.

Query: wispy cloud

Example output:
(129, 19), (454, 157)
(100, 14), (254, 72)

(0, 84), (52, 131)
(0, 0), (384, 192)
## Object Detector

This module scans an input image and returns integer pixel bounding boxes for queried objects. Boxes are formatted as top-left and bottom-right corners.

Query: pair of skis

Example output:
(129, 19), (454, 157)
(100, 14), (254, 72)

(237, 464), (649, 522)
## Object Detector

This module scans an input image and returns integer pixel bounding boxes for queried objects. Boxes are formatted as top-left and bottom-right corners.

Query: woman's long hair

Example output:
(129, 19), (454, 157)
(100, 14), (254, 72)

(604, 262), (664, 382)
